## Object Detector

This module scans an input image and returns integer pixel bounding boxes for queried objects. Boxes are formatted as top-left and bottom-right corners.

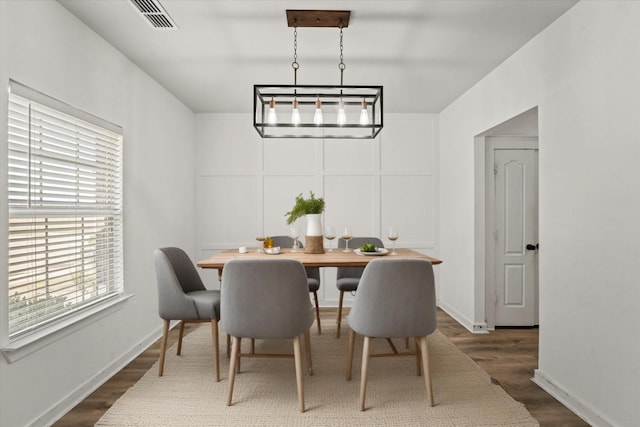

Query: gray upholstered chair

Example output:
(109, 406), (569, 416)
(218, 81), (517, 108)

(271, 235), (322, 334)
(346, 258), (437, 411)
(335, 236), (385, 338)
(153, 247), (220, 381)
(221, 258), (315, 412)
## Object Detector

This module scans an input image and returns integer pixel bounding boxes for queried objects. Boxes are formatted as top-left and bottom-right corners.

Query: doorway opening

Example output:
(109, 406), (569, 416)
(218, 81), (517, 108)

(473, 107), (539, 330)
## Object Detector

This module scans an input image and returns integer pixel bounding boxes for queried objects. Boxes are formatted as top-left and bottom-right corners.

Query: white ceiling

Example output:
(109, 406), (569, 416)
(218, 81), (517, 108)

(58, 0), (578, 114)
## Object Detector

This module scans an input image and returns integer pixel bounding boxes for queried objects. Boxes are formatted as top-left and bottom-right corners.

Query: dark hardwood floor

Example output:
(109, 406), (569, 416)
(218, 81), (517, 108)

(54, 308), (589, 426)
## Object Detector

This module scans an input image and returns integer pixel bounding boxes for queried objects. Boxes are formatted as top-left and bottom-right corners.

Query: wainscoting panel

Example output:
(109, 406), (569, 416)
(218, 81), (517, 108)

(264, 138), (317, 174)
(381, 175), (435, 246)
(323, 175), (377, 236)
(324, 138), (375, 173)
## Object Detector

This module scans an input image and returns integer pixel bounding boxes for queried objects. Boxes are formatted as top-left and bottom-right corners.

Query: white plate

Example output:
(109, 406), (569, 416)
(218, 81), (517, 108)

(264, 247), (281, 255)
(354, 248), (389, 256)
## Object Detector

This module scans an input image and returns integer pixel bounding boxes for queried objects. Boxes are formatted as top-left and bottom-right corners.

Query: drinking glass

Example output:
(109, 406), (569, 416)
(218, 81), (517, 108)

(342, 227), (353, 252)
(388, 226), (398, 255)
(325, 226), (336, 252)
(289, 227), (300, 252)
(255, 236), (265, 253)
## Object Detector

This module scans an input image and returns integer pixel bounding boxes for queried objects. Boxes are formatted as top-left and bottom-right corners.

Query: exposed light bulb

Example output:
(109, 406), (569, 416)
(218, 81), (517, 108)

(359, 99), (369, 125)
(313, 98), (323, 125)
(267, 98), (277, 124)
(337, 98), (347, 126)
(291, 98), (301, 125)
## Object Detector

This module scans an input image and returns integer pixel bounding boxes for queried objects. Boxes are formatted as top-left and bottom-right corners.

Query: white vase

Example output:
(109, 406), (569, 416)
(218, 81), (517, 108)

(305, 213), (323, 236)
(304, 213), (324, 254)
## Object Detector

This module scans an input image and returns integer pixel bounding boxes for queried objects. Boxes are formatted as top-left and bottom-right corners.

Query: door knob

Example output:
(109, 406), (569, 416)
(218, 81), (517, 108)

(526, 243), (539, 251)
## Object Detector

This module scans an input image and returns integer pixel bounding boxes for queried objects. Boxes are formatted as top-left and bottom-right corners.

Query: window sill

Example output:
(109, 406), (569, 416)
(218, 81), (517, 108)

(1, 294), (133, 363)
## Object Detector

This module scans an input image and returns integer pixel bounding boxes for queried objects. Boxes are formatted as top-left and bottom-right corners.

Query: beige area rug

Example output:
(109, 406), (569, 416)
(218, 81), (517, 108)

(96, 322), (538, 426)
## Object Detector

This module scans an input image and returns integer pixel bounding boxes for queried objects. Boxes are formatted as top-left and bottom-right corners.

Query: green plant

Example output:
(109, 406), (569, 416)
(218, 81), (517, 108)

(285, 191), (325, 225)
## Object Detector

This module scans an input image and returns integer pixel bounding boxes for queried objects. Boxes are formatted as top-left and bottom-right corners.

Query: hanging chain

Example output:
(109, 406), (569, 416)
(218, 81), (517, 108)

(338, 21), (345, 86)
(292, 23), (299, 86)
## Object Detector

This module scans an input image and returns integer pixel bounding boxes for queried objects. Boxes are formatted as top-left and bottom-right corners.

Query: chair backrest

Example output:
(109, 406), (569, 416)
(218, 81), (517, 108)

(154, 247), (206, 320)
(220, 259), (314, 339)
(347, 258), (436, 338)
(270, 236), (319, 282)
(337, 237), (384, 280)
(270, 235), (300, 249)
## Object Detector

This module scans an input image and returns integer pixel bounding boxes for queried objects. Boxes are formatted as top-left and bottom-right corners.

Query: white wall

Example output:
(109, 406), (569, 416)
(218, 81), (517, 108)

(0, 2), (197, 426)
(439, 2), (640, 426)
(194, 113), (439, 305)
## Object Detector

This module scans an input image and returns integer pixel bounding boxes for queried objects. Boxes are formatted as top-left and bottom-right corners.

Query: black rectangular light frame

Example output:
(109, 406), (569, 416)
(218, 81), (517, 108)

(254, 84), (383, 139)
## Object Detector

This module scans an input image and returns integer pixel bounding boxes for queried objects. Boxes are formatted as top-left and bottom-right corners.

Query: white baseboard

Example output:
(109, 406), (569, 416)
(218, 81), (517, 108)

(437, 300), (488, 334)
(31, 324), (168, 427)
(532, 369), (614, 427)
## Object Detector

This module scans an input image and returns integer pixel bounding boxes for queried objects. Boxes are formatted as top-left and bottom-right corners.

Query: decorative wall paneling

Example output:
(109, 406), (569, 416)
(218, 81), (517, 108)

(196, 114), (438, 306)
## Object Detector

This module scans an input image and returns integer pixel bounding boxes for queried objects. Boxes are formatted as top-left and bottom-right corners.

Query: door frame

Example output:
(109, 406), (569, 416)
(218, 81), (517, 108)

(484, 136), (538, 329)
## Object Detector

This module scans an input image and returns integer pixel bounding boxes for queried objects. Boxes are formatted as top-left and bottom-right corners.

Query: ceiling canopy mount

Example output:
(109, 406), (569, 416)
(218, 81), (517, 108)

(286, 10), (350, 28)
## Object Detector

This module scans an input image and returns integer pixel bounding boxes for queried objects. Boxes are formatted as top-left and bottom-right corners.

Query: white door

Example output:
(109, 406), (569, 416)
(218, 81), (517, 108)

(493, 148), (538, 326)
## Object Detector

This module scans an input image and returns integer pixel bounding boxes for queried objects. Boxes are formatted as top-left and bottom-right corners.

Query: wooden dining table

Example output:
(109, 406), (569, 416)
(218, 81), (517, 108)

(197, 247), (442, 277)
(198, 247), (442, 355)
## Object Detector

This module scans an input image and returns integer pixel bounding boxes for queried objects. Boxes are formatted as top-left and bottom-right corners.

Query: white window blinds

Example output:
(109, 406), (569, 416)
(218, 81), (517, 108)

(7, 81), (124, 339)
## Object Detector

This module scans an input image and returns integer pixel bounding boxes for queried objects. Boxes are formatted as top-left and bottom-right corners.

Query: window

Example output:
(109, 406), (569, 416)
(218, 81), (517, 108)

(7, 81), (123, 339)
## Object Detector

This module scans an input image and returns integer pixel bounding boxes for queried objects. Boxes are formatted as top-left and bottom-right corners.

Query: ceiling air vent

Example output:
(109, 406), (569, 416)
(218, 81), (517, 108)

(130, 0), (177, 29)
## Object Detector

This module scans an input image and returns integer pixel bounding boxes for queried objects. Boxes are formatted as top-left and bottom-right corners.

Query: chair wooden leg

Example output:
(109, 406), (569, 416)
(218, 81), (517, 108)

(419, 336), (434, 407)
(336, 291), (345, 338)
(293, 335), (305, 413)
(304, 330), (313, 376)
(158, 319), (170, 376)
(313, 291), (322, 334)
(346, 329), (356, 381)
(415, 337), (422, 377)
(237, 338), (242, 373)
(177, 320), (185, 355)
(211, 320), (220, 382)
(227, 336), (241, 406)
(226, 334), (231, 358)
(359, 336), (371, 411)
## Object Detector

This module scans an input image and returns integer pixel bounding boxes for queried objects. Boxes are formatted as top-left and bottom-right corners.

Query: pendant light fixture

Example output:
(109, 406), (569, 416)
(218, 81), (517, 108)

(291, 99), (301, 125)
(254, 10), (383, 139)
(336, 99), (347, 126)
(267, 98), (277, 124)
(314, 97), (323, 125)
(359, 99), (370, 125)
